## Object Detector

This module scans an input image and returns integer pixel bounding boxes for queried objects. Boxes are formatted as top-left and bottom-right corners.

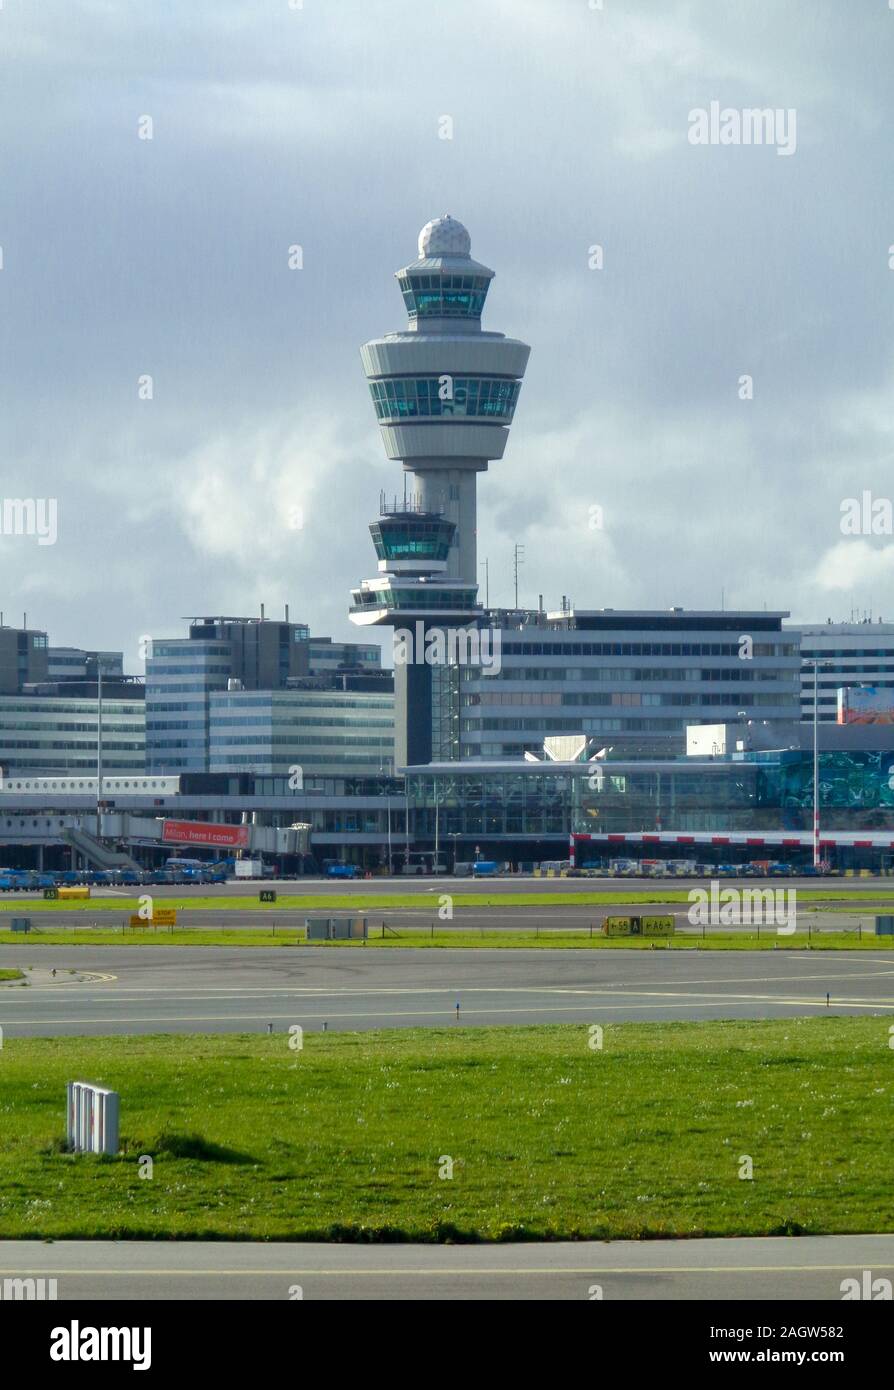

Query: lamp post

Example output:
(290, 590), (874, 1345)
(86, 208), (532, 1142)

(404, 781), (411, 872)
(386, 798), (393, 877)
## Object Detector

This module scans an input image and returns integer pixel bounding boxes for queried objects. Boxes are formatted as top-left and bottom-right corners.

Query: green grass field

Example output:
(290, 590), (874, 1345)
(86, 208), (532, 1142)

(0, 968), (22, 981)
(2, 887), (894, 914)
(2, 1018), (893, 1241)
(0, 926), (889, 949)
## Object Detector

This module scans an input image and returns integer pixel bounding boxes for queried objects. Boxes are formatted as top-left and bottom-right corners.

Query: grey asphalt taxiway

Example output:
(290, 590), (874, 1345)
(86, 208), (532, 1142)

(1, 1235), (891, 1300)
(2, 945), (894, 1037)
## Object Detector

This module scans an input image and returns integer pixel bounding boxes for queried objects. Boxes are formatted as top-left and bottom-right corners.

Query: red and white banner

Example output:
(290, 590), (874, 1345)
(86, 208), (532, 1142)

(571, 830), (894, 851)
(161, 819), (250, 849)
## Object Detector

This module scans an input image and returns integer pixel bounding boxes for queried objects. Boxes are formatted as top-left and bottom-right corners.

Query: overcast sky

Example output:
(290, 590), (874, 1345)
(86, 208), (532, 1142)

(0, 0), (892, 670)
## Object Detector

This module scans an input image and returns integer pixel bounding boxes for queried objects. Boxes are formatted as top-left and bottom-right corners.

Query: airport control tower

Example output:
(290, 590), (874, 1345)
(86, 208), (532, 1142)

(350, 215), (530, 764)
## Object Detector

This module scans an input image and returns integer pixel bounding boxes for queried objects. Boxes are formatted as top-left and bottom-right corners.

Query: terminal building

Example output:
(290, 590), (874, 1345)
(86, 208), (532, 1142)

(458, 607), (801, 761)
(405, 732), (894, 873)
(788, 619), (894, 723)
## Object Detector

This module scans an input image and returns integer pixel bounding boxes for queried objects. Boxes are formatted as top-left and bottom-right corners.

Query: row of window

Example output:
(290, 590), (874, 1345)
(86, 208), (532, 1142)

(352, 590), (476, 609)
(209, 735), (393, 748)
(0, 703), (140, 715)
(0, 721), (142, 732)
(146, 684), (229, 694)
(0, 740), (143, 750)
(149, 645), (228, 658)
(212, 754), (388, 767)
(499, 642), (796, 658)
(801, 650), (894, 659)
(469, 667), (796, 685)
(146, 665), (232, 676)
(403, 274), (490, 292)
(397, 274), (491, 320)
(469, 691), (798, 709)
(0, 778), (177, 792)
(369, 377), (520, 422)
(209, 699), (393, 712)
(464, 718), (687, 733)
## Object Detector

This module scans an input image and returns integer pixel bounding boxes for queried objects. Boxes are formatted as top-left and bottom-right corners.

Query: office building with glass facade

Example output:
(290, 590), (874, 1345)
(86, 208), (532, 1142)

(0, 694), (145, 775)
(146, 616), (385, 773)
(208, 687), (394, 778)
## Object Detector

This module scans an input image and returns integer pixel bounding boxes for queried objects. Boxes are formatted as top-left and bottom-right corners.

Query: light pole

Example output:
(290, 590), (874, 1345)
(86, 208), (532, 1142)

(404, 782), (411, 872)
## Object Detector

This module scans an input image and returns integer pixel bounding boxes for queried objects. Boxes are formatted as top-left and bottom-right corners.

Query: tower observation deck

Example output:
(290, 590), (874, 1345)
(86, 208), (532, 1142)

(357, 215), (530, 590)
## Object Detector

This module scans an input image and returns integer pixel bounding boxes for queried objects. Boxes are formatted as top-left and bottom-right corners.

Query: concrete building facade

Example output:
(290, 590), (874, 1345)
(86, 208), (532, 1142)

(788, 620), (894, 722)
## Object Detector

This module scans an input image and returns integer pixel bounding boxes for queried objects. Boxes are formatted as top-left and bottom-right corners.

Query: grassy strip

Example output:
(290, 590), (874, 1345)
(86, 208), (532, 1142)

(0, 927), (890, 949)
(0, 968), (23, 981)
(2, 887), (894, 913)
(2, 1018), (893, 1241)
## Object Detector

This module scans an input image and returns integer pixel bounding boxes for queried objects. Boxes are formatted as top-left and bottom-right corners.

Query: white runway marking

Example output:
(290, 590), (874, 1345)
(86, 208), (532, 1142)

(7, 994), (894, 1026)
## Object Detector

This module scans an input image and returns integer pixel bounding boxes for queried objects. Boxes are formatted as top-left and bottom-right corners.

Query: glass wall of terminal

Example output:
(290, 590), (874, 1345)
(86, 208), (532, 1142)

(406, 751), (894, 839)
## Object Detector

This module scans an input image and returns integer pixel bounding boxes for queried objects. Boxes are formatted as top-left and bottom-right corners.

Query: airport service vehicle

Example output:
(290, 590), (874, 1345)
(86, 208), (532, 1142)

(166, 856), (206, 875)
(715, 864), (739, 876)
(609, 858), (640, 877)
(666, 859), (697, 877)
(768, 862), (793, 876)
(325, 863), (361, 879)
(165, 857), (224, 885)
(0, 870), (31, 891)
(472, 860), (500, 877)
(234, 859), (265, 879)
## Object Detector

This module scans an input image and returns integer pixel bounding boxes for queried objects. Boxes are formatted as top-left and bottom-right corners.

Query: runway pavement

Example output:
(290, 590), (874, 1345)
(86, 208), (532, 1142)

(2, 945), (894, 1037)
(1, 1235), (890, 1300)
